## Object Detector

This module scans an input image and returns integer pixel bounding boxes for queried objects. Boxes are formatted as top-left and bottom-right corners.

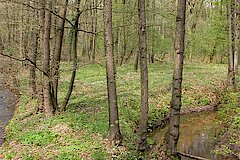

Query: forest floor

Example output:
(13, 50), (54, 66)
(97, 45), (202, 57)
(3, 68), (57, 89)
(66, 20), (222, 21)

(0, 62), (239, 159)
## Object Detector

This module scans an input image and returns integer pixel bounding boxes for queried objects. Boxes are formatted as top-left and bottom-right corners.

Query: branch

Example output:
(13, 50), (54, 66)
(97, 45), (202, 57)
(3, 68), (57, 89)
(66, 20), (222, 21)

(78, 29), (96, 35)
(0, 53), (49, 77)
(0, 0), (103, 28)
(177, 151), (210, 160)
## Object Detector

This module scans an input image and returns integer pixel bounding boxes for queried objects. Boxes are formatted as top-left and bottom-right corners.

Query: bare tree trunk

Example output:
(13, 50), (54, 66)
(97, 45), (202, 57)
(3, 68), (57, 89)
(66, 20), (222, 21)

(61, 0), (80, 112)
(137, 0), (148, 152)
(0, 36), (4, 54)
(20, 3), (24, 66)
(134, 51), (139, 72)
(166, 0), (187, 156)
(92, 0), (98, 62)
(234, 0), (239, 74)
(39, 0), (46, 112)
(68, 27), (74, 62)
(150, 0), (156, 63)
(227, 0), (235, 88)
(5, 6), (11, 44)
(29, 29), (38, 99)
(52, 0), (68, 109)
(103, 0), (121, 143)
(120, 1), (127, 66)
(43, 0), (54, 117)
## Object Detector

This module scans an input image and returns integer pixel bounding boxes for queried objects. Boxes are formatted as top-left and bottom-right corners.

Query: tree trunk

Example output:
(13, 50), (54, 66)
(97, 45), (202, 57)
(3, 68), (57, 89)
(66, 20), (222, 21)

(29, 29), (38, 99)
(43, 0), (54, 117)
(92, 0), (98, 62)
(151, 0), (156, 64)
(166, 0), (187, 156)
(0, 36), (4, 54)
(227, 0), (235, 88)
(39, 0), (46, 112)
(61, 0), (80, 112)
(52, 0), (68, 110)
(234, 0), (239, 74)
(137, 0), (148, 152)
(103, 0), (121, 143)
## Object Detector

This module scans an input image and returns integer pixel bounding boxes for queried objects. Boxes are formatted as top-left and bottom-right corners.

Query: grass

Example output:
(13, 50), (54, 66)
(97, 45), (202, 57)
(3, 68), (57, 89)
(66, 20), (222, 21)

(0, 62), (229, 159)
(214, 91), (240, 158)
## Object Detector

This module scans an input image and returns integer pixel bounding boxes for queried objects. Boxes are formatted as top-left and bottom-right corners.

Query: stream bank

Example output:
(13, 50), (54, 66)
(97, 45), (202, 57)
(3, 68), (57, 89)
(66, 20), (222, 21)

(0, 76), (16, 146)
(153, 112), (239, 160)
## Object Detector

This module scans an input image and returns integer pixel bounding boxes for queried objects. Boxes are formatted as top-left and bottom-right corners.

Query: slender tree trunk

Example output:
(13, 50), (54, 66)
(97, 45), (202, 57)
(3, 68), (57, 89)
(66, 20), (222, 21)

(61, 0), (80, 112)
(227, 0), (235, 88)
(151, 0), (156, 63)
(134, 51), (139, 72)
(5, 6), (11, 44)
(120, 0), (127, 66)
(166, 0), (187, 156)
(234, 0), (239, 74)
(52, 0), (68, 110)
(29, 29), (38, 99)
(92, 0), (98, 62)
(137, 0), (148, 152)
(39, 0), (46, 112)
(68, 27), (74, 62)
(20, 3), (24, 66)
(103, 0), (121, 143)
(0, 36), (4, 54)
(43, 0), (54, 117)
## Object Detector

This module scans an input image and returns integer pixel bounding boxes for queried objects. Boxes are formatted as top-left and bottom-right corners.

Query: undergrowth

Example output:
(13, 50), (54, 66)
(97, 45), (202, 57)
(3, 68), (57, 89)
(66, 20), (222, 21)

(0, 62), (229, 159)
(214, 91), (240, 159)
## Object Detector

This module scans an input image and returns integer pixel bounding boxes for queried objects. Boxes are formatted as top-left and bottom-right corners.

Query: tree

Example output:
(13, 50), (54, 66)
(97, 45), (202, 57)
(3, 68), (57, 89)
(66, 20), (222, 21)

(227, 0), (235, 87)
(137, 0), (149, 152)
(61, 0), (80, 112)
(165, 0), (187, 156)
(42, 0), (54, 117)
(39, 0), (46, 112)
(103, 0), (121, 143)
(52, 0), (69, 109)
(0, 36), (4, 54)
(29, 25), (38, 99)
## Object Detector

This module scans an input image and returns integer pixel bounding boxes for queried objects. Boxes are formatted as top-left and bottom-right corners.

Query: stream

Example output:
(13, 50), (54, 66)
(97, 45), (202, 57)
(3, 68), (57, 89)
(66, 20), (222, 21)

(0, 76), (15, 145)
(153, 112), (238, 160)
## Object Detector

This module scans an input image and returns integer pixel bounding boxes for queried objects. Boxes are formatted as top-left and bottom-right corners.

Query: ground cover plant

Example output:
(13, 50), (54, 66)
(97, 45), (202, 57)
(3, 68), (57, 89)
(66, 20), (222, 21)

(0, 62), (231, 159)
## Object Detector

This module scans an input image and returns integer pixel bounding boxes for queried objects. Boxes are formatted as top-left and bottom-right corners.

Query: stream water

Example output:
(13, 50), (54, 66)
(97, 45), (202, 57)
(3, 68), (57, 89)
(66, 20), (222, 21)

(0, 76), (15, 145)
(153, 112), (238, 160)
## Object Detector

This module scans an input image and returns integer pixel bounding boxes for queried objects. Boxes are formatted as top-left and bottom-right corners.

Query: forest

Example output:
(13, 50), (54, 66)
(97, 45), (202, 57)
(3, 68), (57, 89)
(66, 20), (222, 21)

(0, 0), (239, 159)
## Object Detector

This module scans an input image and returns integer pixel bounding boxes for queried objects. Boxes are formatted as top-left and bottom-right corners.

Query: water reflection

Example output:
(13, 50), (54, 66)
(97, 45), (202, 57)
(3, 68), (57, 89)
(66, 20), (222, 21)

(0, 83), (15, 145)
(153, 112), (238, 160)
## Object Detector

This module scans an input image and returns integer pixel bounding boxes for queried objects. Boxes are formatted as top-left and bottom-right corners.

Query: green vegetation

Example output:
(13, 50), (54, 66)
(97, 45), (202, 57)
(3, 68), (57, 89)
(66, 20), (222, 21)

(1, 62), (234, 159)
(214, 91), (240, 158)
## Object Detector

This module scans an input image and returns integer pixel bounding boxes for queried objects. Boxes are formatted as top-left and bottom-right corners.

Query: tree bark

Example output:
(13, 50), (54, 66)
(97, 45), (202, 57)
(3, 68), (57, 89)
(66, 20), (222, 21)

(227, 0), (236, 88)
(120, 0), (127, 66)
(39, 0), (46, 112)
(137, 0), (149, 152)
(166, 0), (187, 156)
(234, 0), (239, 74)
(150, 0), (156, 64)
(29, 29), (38, 99)
(103, 0), (121, 143)
(61, 0), (80, 112)
(43, 0), (54, 117)
(52, 0), (68, 110)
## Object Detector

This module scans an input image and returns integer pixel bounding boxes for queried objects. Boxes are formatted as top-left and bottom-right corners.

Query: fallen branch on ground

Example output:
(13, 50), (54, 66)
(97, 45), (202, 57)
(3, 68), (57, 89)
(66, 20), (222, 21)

(177, 151), (210, 160)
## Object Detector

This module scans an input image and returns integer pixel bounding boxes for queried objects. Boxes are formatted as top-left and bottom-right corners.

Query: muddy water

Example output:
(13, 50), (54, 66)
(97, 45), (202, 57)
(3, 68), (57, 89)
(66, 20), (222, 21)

(0, 77), (15, 145)
(153, 112), (238, 160)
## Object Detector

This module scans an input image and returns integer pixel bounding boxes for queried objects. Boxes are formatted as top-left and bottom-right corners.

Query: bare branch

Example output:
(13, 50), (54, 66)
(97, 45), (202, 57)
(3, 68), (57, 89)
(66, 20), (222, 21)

(0, 53), (49, 77)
